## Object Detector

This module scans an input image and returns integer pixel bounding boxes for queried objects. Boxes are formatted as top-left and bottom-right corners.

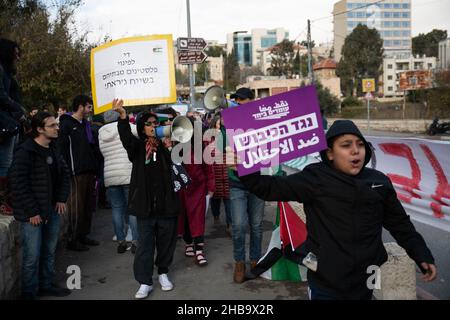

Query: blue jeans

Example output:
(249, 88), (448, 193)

(230, 187), (265, 262)
(210, 198), (232, 225)
(106, 185), (138, 241)
(20, 209), (60, 296)
(0, 133), (19, 176)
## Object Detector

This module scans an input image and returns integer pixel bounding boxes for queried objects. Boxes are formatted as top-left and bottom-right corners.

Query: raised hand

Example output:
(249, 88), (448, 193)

(112, 98), (126, 119)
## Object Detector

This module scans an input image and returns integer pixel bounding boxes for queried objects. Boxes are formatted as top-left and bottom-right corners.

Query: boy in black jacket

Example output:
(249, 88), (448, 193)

(9, 112), (71, 300)
(234, 119), (437, 300)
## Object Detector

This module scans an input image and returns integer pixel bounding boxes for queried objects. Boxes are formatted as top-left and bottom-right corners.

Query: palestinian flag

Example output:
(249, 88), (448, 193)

(247, 202), (308, 282)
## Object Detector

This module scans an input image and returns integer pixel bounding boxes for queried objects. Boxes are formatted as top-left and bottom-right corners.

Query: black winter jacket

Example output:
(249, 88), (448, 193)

(0, 64), (25, 119)
(9, 139), (71, 222)
(57, 114), (97, 176)
(241, 163), (434, 299)
(240, 120), (434, 299)
(117, 116), (180, 218)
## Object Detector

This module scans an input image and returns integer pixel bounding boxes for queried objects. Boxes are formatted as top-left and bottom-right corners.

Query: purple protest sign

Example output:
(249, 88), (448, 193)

(221, 85), (327, 176)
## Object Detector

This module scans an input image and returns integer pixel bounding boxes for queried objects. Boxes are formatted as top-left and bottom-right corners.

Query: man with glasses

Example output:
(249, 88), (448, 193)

(9, 111), (71, 299)
(57, 95), (100, 251)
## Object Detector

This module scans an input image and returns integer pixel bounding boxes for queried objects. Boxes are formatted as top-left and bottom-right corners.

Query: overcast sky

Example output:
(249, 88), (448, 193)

(71, 0), (450, 45)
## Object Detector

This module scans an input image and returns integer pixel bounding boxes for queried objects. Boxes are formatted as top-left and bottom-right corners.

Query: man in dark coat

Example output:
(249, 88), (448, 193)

(57, 95), (99, 251)
(112, 99), (181, 299)
(9, 111), (71, 300)
(236, 120), (437, 300)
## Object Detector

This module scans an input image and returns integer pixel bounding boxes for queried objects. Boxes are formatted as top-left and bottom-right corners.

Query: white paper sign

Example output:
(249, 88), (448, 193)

(91, 35), (177, 114)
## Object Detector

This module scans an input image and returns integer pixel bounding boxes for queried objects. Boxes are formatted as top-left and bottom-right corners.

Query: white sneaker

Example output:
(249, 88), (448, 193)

(158, 274), (174, 291)
(135, 284), (153, 299)
(112, 235), (117, 241)
(125, 226), (132, 242)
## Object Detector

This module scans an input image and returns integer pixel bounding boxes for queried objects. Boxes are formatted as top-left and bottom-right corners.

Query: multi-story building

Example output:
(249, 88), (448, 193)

(382, 54), (436, 97)
(227, 28), (289, 67)
(333, 0), (412, 61)
(438, 38), (450, 70)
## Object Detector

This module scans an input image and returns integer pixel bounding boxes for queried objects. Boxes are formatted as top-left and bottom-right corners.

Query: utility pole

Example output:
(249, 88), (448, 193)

(307, 19), (315, 84)
(187, 0), (195, 111)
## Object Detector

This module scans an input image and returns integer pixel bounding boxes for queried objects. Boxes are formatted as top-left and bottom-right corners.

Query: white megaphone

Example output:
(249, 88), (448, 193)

(203, 85), (229, 111)
(155, 116), (193, 143)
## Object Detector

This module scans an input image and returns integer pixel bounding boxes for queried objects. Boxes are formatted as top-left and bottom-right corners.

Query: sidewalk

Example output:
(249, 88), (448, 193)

(47, 201), (309, 300)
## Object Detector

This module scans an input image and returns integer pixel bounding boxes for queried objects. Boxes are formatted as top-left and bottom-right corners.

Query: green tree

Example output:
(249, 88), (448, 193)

(336, 24), (383, 97)
(239, 66), (263, 83)
(205, 46), (225, 57)
(412, 29), (447, 58)
(195, 63), (210, 85)
(293, 51), (313, 78)
(224, 49), (240, 92)
(300, 40), (315, 49)
(175, 68), (189, 86)
(267, 39), (296, 78)
(428, 70), (450, 118)
(0, 0), (92, 109)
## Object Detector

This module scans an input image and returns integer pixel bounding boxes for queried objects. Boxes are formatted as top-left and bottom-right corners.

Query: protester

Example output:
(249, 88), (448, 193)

(99, 110), (138, 254)
(227, 87), (266, 283)
(57, 95), (99, 251)
(209, 113), (232, 236)
(232, 119), (437, 300)
(9, 111), (71, 300)
(178, 117), (215, 266)
(113, 99), (180, 299)
(0, 38), (29, 215)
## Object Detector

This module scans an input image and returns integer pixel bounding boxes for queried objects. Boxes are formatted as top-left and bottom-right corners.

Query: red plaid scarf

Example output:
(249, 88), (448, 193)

(145, 137), (159, 164)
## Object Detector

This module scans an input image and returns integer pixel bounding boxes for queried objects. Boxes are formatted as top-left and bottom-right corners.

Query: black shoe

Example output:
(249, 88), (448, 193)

(131, 242), (137, 254)
(80, 237), (100, 246)
(66, 240), (89, 252)
(117, 241), (128, 254)
(38, 284), (71, 297)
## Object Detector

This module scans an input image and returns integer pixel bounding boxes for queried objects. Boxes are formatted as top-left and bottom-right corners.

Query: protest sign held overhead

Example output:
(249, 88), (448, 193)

(222, 86), (327, 176)
(90, 35), (177, 114)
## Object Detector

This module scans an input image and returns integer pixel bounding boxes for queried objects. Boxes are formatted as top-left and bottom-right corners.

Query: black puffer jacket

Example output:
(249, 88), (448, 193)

(9, 138), (71, 222)
(0, 64), (25, 119)
(57, 114), (97, 176)
(240, 120), (434, 299)
(117, 115), (180, 218)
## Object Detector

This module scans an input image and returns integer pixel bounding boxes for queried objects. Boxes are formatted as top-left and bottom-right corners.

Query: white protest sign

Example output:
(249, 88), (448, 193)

(90, 35), (177, 114)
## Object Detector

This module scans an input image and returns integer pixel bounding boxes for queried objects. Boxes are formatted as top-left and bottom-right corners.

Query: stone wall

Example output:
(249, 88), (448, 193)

(0, 215), (21, 300)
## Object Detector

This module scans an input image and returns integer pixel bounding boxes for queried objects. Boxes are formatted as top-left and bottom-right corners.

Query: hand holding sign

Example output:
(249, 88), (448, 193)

(221, 86), (327, 176)
(112, 98), (127, 119)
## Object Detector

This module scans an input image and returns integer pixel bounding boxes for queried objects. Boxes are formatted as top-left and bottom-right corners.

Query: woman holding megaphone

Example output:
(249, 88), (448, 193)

(112, 98), (180, 299)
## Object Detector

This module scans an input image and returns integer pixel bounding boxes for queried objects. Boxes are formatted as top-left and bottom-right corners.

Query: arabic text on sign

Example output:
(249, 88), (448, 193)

(234, 113), (319, 152)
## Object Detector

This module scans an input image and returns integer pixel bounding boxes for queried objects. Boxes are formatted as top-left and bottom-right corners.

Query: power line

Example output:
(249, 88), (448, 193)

(312, 0), (386, 22)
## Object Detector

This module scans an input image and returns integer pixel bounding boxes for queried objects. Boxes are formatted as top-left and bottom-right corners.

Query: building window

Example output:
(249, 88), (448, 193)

(388, 86), (393, 91)
(384, 3), (392, 9)
(393, 12), (400, 18)
(402, 3), (410, 9)
(393, 3), (401, 9)
(402, 21), (410, 28)
(388, 64), (393, 69)
(393, 21), (400, 28)
(402, 12), (410, 18)
(348, 12), (355, 18)
(428, 63), (433, 69)
(388, 75), (393, 80)
(261, 37), (277, 48)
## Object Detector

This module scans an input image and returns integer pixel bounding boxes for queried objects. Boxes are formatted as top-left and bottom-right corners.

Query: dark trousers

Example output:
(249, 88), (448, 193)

(182, 212), (204, 248)
(66, 173), (96, 242)
(134, 216), (178, 286)
(20, 209), (60, 296)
